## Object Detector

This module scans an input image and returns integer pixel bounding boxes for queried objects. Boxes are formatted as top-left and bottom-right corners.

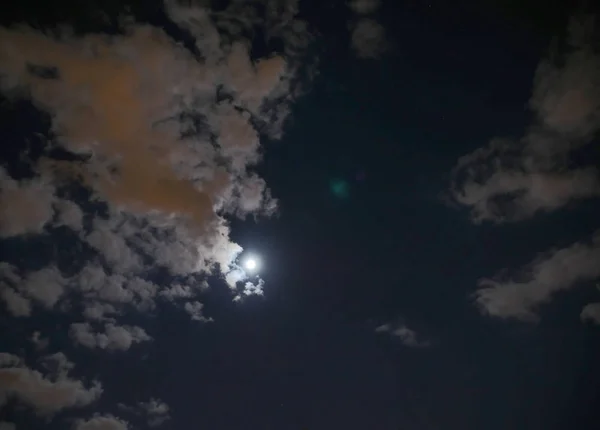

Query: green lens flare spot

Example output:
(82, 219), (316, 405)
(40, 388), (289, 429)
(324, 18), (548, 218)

(330, 179), (349, 199)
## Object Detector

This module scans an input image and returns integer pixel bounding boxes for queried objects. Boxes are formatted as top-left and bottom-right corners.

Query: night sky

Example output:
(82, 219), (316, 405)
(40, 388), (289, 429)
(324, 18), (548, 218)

(1, 1), (600, 429)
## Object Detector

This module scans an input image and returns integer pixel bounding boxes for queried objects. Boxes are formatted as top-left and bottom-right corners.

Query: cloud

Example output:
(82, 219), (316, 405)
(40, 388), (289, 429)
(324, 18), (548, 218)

(85, 220), (144, 274)
(53, 199), (84, 231)
(184, 301), (212, 322)
(349, 19), (387, 59)
(0, 353), (21, 367)
(0, 0), (316, 426)
(0, 263), (31, 317)
(74, 415), (128, 430)
(474, 231), (600, 322)
(450, 16), (600, 223)
(141, 399), (170, 427)
(30, 332), (49, 350)
(0, 167), (55, 237)
(0, 352), (102, 415)
(1, 263), (69, 314)
(118, 398), (170, 427)
(375, 322), (431, 348)
(349, 0), (381, 15)
(581, 301), (600, 325)
(159, 283), (194, 301)
(70, 322), (151, 351)
(0, 5), (307, 281)
(0, 287), (31, 317)
(347, 0), (386, 59)
(41, 352), (75, 376)
(21, 265), (68, 309)
(82, 302), (119, 321)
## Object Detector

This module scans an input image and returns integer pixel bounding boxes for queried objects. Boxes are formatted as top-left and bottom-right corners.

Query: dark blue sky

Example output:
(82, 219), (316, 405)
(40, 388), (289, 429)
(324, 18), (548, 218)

(1, 0), (599, 429)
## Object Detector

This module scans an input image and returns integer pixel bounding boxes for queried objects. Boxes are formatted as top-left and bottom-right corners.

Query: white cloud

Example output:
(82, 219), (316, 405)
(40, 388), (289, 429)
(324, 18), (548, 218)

(450, 17), (600, 223)
(0, 353), (102, 415)
(474, 231), (600, 322)
(375, 322), (431, 348)
(0, 167), (55, 237)
(20, 265), (68, 309)
(74, 415), (128, 430)
(70, 322), (151, 351)
(184, 301), (212, 322)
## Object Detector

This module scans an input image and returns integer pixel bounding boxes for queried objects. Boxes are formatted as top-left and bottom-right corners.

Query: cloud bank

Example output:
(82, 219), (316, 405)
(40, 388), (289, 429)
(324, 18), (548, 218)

(0, 0), (316, 426)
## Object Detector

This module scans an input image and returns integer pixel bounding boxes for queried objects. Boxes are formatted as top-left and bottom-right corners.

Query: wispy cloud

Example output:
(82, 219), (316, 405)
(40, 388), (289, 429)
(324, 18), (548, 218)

(375, 322), (431, 348)
(474, 231), (600, 322)
(118, 398), (170, 427)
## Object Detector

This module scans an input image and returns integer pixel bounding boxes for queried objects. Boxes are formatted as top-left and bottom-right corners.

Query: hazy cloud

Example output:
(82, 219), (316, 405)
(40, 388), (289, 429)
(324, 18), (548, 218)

(74, 415), (128, 430)
(0, 167), (55, 237)
(350, 19), (386, 59)
(349, 0), (381, 15)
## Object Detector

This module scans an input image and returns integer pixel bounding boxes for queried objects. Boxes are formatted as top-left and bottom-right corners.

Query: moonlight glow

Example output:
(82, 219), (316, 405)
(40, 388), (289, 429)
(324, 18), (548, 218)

(243, 256), (260, 272)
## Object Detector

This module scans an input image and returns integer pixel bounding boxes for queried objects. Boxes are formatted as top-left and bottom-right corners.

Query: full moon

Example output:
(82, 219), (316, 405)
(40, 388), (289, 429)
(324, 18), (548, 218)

(244, 257), (258, 271)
